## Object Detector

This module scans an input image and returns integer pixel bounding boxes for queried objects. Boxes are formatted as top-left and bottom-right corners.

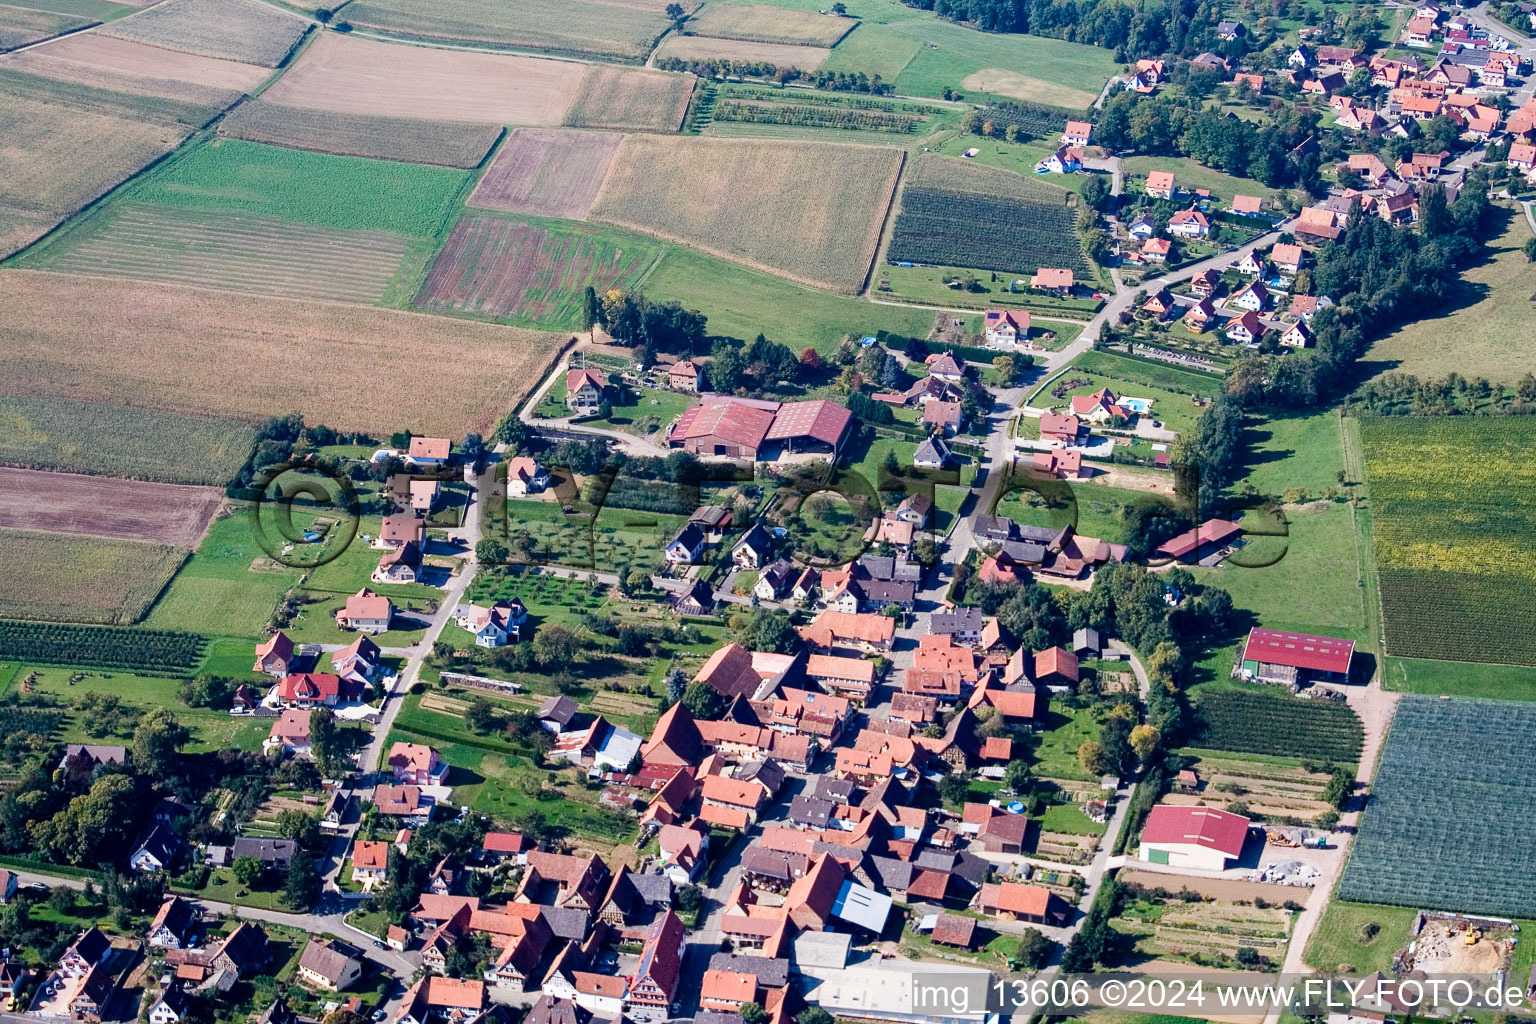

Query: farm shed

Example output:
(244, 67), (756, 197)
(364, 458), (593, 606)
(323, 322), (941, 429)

(1139, 805), (1250, 871)
(1237, 627), (1355, 687)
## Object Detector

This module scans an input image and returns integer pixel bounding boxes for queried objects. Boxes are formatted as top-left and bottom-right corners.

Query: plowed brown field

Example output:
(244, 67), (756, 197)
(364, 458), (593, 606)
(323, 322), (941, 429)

(0, 467), (222, 546)
(468, 129), (621, 219)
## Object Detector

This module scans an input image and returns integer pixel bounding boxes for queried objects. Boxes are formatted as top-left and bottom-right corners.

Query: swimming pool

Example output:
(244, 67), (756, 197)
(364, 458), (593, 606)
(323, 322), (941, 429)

(1121, 396), (1153, 413)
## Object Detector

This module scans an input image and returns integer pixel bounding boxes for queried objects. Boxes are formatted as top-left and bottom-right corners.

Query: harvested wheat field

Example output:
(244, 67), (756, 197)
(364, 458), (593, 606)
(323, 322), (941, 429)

(564, 64), (693, 132)
(0, 3), (94, 51)
(684, 4), (855, 46)
(100, 0), (308, 67)
(961, 68), (1099, 109)
(0, 81), (190, 258)
(590, 135), (903, 293)
(0, 467), (222, 546)
(469, 129), (621, 219)
(339, 0), (668, 60)
(261, 31), (582, 125)
(0, 270), (566, 436)
(0, 526), (188, 625)
(219, 101), (501, 168)
(653, 34), (829, 71)
(8, 32), (267, 105)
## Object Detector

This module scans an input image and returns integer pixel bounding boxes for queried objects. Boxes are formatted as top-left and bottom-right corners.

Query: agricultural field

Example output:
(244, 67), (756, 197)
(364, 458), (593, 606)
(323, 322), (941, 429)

(0, 467), (221, 546)
(1163, 751), (1336, 822)
(260, 31), (583, 126)
(0, 527), (186, 624)
(683, 4), (856, 45)
(468, 129), (622, 220)
(590, 135), (903, 293)
(0, 270), (564, 437)
(1363, 208), (1536, 380)
(1111, 891), (1291, 971)
(0, 618), (203, 672)
(1338, 696), (1536, 917)
(12, 32), (268, 104)
(1361, 417), (1536, 667)
(0, 69), (201, 258)
(0, 3), (94, 50)
(20, 138), (471, 304)
(1070, 350), (1222, 398)
(0, 395), (256, 485)
(1187, 690), (1363, 763)
(640, 244), (937, 354)
(140, 509), (304, 639)
(653, 34), (830, 70)
(1303, 901), (1419, 974)
(219, 102), (502, 168)
(337, 0), (670, 60)
(887, 155), (1086, 276)
(416, 215), (662, 329)
(98, 0), (308, 66)
(706, 84), (952, 140)
(563, 64), (693, 132)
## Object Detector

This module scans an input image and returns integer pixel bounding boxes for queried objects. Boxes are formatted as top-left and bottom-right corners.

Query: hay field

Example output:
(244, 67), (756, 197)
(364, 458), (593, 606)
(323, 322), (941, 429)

(0, 270), (565, 436)
(219, 101), (501, 168)
(0, 526), (187, 624)
(99, 0), (307, 66)
(338, 0), (669, 60)
(961, 68), (1099, 109)
(261, 31), (582, 125)
(590, 135), (902, 293)
(469, 129), (621, 220)
(0, 3), (94, 50)
(0, 467), (221, 546)
(9, 32), (267, 104)
(0, 75), (190, 258)
(653, 34), (829, 70)
(0, 395), (256, 485)
(564, 64), (693, 132)
(36, 201), (415, 303)
(684, 4), (854, 46)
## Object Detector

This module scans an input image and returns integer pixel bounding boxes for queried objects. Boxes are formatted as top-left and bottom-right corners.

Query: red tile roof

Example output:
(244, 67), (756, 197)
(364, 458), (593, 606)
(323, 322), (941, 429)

(1241, 627), (1354, 674)
(765, 399), (852, 445)
(408, 436), (451, 460)
(1035, 646), (1079, 682)
(1141, 805), (1250, 857)
(1157, 518), (1243, 559)
(979, 881), (1053, 917)
(278, 673), (341, 702)
(672, 400), (776, 451)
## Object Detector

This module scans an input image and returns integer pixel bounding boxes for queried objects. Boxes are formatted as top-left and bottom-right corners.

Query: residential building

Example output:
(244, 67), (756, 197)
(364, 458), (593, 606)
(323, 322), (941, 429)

(1030, 268), (1074, 295)
(352, 840), (390, 885)
(1063, 120), (1092, 146)
(336, 588), (392, 634)
(1168, 207), (1209, 238)
(983, 309), (1029, 346)
(388, 742), (444, 786)
(565, 369), (608, 415)
(505, 457), (549, 496)
(298, 939), (363, 992)
(149, 897), (197, 949)
(252, 632), (295, 675)
(629, 911), (686, 1014)
(976, 882), (1066, 924)
(668, 360), (703, 393)
(1145, 170), (1177, 198)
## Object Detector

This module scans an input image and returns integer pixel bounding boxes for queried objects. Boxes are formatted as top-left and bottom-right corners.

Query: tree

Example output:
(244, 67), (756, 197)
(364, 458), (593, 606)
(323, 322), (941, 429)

(1525, 236), (1536, 263)
(1081, 173), (1109, 210)
(992, 354), (1015, 383)
(178, 674), (232, 709)
(1014, 928), (1056, 970)
(323, 1011), (370, 1024)
(730, 608), (797, 654)
(132, 708), (188, 777)
(30, 774), (136, 866)
(1129, 724), (1161, 762)
(740, 1005), (768, 1024)
(275, 809), (321, 851)
(232, 855), (265, 888)
(797, 1009), (834, 1024)
(284, 850), (318, 911)
(532, 624), (580, 667)
(581, 285), (601, 331)
(800, 346), (823, 372)
(676, 883), (703, 913)
(1004, 759), (1032, 793)
(681, 680), (727, 721)
(1078, 740), (1108, 776)
(937, 773), (970, 806)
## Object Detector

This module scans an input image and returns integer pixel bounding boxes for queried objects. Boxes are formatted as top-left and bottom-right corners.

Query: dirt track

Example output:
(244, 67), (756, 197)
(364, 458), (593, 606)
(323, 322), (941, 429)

(0, 466), (222, 547)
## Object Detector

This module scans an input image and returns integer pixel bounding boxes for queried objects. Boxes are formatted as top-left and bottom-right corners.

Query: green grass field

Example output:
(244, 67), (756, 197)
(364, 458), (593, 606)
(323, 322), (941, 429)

(1363, 207), (1536, 381)
(639, 245), (940, 354)
(142, 510), (305, 640)
(1123, 156), (1285, 205)
(1068, 350), (1223, 397)
(931, 133), (1092, 195)
(1383, 657), (1536, 702)
(1027, 704), (1099, 781)
(1233, 408), (1346, 499)
(994, 482), (1167, 546)
(1050, 370), (1207, 436)
(876, 263), (1101, 322)
(583, 386), (694, 437)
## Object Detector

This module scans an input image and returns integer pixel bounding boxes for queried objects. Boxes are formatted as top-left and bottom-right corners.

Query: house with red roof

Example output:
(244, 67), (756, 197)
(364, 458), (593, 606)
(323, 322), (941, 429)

(277, 673), (344, 708)
(336, 588), (391, 634)
(670, 397), (851, 461)
(976, 882), (1065, 924)
(1139, 805), (1251, 871)
(1156, 518), (1243, 564)
(1225, 310), (1266, 346)
(1237, 627), (1355, 686)
(1168, 207), (1209, 238)
(1038, 412), (1082, 444)
(984, 309), (1029, 346)
(668, 360), (703, 393)
(406, 437), (451, 466)
(1034, 646), (1079, 687)
(565, 368), (608, 415)
(1070, 388), (1135, 423)
(1139, 237), (1171, 263)
(1184, 296), (1217, 334)
(1030, 268), (1074, 295)
(1145, 170), (1177, 199)
(253, 632), (295, 676)
(505, 457), (549, 496)
(1031, 449), (1084, 480)
(1063, 120), (1093, 146)
(387, 742), (444, 786)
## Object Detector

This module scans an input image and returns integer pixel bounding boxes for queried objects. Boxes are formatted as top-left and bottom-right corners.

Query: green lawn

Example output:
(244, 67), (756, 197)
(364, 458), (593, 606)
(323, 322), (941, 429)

(887, 18), (1119, 108)
(639, 245), (938, 355)
(876, 262), (1100, 323)
(142, 510), (304, 640)
(1382, 657), (1536, 703)
(1041, 801), (1107, 835)
(1303, 901), (1418, 974)
(496, 498), (690, 573)
(1069, 349), (1223, 397)
(1123, 156), (1284, 205)
(1042, 369), (1209, 437)
(1363, 206), (1536, 382)
(1027, 704), (1100, 782)
(932, 133), (1093, 196)
(184, 868), (297, 911)
(1233, 408), (1347, 499)
(843, 435), (919, 493)
(584, 386), (694, 438)
(994, 482), (1170, 547)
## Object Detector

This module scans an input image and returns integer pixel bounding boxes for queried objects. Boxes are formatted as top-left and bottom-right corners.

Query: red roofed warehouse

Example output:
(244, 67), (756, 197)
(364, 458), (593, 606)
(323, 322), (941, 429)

(1238, 627), (1354, 686)
(1156, 519), (1243, 564)
(1139, 805), (1251, 871)
(670, 397), (851, 461)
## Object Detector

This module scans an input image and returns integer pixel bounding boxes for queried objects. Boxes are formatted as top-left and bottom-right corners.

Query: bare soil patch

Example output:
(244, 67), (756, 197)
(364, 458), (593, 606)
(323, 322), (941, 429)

(261, 31), (582, 125)
(469, 128), (621, 219)
(99, 0), (307, 67)
(0, 466), (222, 546)
(0, 269), (567, 437)
(653, 33), (829, 70)
(1119, 869), (1304, 904)
(19, 33), (269, 91)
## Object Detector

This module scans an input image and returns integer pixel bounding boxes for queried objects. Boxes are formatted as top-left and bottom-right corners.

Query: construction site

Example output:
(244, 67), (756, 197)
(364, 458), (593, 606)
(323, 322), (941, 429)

(1394, 912), (1516, 975)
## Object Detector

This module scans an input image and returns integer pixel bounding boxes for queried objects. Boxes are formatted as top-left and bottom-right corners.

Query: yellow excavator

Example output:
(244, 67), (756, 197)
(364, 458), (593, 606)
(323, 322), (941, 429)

(1463, 923), (1479, 945)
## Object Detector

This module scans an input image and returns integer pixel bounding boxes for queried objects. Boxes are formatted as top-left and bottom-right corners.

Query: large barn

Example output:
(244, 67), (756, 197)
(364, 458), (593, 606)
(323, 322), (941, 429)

(1139, 805), (1251, 871)
(669, 396), (851, 461)
(1237, 627), (1355, 687)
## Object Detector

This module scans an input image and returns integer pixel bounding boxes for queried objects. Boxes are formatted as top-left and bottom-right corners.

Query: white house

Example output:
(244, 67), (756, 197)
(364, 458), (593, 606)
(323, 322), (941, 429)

(1063, 120), (1093, 146)
(505, 457), (549, 496)
(664, 523), (707, 566)
(1139, 805), (1250, 871)
(1281, 322), (1314, 348)
(914, 436), (952, 469)
(148, 985), (191, 1024)
(1228, 280), (1270, 312)
(1168, 208), (1210, 238)
(983, 309), (1029, 346)
(1236, 250), (1265, 276)
(565, 368), (607, 415)
(1037, 145), (1081, 174)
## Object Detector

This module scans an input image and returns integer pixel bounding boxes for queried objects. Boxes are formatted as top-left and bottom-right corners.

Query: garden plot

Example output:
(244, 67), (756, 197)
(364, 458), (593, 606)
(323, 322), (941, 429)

(1165, 753), (1336, 821)
(1338, 696), (1536, 917)
(468, 129), (623, 220)
(1114, 886), (1293, 972)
